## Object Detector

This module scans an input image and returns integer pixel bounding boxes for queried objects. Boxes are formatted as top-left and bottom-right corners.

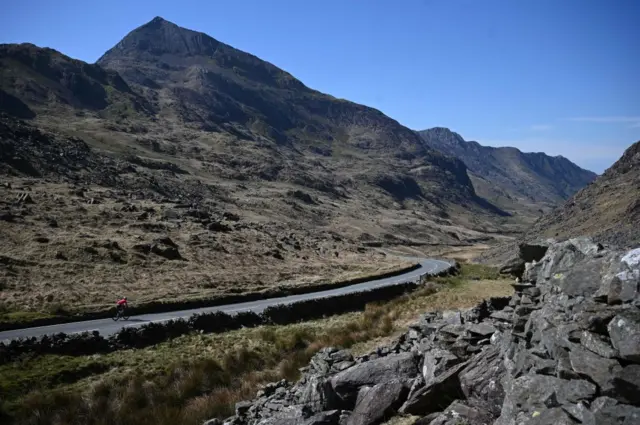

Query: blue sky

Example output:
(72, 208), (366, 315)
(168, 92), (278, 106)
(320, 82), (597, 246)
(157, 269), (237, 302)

(1, 0), (638, 173)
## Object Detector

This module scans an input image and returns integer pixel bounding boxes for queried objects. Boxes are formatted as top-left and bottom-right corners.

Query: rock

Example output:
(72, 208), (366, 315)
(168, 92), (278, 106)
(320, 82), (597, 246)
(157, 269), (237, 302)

(426, 400), (494, 425)
(421, 349), (463, 386)
(223, 211), (240, 221)
(538, 237), (603, 282)
(466, 323), (497, 338)
(525, 407), (579, 425)
(235, 400), (253, 417)
(607, 309), (640, 362)
(612, 364), (640, 405)
(500, 256), (526, 279)
(561, 402), (592, 423)
(568, 344), (622, 395)
(573, 308), (616, 335)
(579, 331), (618, 358)
(298, 376), (339, 413)
(330, 352), (420, 406)
(591, 403), (640, 425)
(399, 360), (468, 415)
(553, 256), (606, 298)
(209, 221), (232, 232)
(459, 346), (506, 417)
(345, 380), (409, 425)
(303, 410), (341, 425)
(490, 311), (512, 322)
(441, 311), (463, 325)
(503, 374), (596, 418)
(151, 242), (183, 260)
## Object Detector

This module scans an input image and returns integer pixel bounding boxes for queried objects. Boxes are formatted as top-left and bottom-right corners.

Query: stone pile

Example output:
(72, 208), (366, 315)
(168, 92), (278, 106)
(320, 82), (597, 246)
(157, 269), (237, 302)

(210, 237), (640, 425)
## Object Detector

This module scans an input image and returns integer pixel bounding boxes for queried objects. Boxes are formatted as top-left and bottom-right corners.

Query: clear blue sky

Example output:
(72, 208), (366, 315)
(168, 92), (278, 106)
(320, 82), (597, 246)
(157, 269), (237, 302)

(2, 0), (639, 173)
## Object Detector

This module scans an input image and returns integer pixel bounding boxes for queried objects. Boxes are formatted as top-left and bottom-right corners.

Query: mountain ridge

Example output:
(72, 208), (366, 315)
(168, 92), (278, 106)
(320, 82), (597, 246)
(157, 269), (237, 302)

(417, 127), (597, 217)
(476, 140), (640, 265)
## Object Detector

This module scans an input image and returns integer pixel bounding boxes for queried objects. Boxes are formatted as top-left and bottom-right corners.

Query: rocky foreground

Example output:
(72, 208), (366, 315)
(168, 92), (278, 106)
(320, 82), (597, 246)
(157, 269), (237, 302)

(207, 238), (640, 425)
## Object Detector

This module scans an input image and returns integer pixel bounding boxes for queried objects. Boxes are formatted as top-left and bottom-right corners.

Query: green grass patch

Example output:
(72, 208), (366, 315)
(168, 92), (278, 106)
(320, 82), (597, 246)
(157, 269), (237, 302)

(0, 310), (57, 325)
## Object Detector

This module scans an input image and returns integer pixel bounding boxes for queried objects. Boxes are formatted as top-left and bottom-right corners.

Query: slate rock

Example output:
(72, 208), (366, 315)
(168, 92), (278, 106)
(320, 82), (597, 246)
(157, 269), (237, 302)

(508, 374), (596, 411)
(524, 407), (579, 425)
(459, 345), (506, 417)
(330, 352), (420, 406)
(580, 331), (618, 358)
(607, 309), (640, 362)
(298, 376), (340, 413)
(568, 344), (622, 395)
(399, 361), (468, 415)
(441, 311), (463, 325)
(611, 364), (640, 405)
(466, 323), (497, 338)
(591, 403), (640, 425)
(426, 400), (494, 425)
(345, 380), (409, 425)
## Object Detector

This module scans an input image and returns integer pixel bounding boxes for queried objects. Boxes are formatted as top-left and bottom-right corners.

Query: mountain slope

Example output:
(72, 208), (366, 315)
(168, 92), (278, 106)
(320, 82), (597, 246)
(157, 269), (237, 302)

(0, 17), (519, 314)
(476, 140), (640, 264)
(526, 140), (640, 248)
(417, 127), (597, 215)
(0, 43), (150, 119)
(0, 17), (503, 216)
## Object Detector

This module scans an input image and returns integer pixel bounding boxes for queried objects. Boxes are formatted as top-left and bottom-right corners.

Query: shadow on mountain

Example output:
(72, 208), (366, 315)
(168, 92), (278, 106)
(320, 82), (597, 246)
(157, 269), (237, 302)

(473, 195), (512, 217)
(0, 89), (36, 119)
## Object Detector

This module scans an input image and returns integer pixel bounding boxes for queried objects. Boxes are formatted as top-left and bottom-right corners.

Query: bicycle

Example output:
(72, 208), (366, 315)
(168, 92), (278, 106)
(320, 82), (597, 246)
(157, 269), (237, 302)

(113, 305), (130, 321)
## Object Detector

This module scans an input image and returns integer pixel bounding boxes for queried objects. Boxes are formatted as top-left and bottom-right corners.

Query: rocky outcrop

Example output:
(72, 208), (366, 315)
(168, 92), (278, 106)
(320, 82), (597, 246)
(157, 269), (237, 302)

(215, 238), (640, 425)
(498, 240), (552, 279)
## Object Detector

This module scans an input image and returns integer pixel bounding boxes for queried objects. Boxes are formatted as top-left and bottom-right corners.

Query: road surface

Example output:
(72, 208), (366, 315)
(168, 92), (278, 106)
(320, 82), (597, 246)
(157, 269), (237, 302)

(0, 258), (451, 341)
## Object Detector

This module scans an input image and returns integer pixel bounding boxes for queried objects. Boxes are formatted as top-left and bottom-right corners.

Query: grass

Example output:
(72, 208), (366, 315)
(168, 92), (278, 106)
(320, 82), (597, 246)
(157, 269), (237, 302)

(0, 264), (511, 425)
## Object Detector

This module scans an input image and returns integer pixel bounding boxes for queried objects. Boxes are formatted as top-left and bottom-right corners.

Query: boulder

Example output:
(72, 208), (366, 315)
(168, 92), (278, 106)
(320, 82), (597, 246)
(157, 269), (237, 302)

(591, 403), (640, 425)
(297, 376), (339, 413)
(579, 331), (618, 358)
(611, 364), (640, 405)
(399, 361), (468, 415)
(330, 352), (420, 406)
(499, 374), (596, 421)
(345, 380), (409, 425)
(568, 344), (622, 395)
(459, 345), (506, 417)
(607, 309), (640, 362)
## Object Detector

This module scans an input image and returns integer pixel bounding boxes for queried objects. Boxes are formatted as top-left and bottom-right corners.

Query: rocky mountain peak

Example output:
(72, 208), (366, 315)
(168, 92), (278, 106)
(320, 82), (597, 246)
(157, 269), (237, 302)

(419, 127), (466, 148)
(98, 16), (221, 61)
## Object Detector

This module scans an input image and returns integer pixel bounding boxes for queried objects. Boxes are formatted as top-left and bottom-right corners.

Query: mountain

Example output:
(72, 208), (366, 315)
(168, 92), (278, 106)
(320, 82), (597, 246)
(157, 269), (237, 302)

(0, 43), (150, 119)
(0, 17), (518, 315)
(1, 18), (500, 212)
(526, 140), (640, 248)
(476, 140), (640, 264)
(417, 127), (597, 217)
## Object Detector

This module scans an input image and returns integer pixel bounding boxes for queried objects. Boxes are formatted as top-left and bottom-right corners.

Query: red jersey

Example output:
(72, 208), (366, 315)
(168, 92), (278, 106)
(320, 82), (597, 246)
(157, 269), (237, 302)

(117, 298), (127, 306)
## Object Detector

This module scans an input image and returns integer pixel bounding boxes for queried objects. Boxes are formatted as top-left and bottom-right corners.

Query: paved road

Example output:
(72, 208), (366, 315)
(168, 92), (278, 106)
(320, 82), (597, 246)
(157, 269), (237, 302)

(0, 258), (451, 341)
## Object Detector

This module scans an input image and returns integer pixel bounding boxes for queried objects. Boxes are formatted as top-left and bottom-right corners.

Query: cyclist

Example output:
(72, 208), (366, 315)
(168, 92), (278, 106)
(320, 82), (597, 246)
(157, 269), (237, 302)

(116, 296), (128, 313)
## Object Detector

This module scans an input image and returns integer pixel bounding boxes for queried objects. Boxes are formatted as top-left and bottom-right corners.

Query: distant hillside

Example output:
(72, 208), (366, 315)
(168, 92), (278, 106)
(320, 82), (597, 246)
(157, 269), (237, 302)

(527, 140), (640, 248)
(0, 17), (525, 316)
(417, 127), (597, 216)
(476, 140), (640, 264)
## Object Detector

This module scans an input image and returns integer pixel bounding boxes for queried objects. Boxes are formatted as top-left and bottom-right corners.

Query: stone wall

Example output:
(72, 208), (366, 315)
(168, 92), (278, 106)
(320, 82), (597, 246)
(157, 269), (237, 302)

(0, 263), (425, 332)
(0, 265), (456, 363)
(211, 238), (640, 425)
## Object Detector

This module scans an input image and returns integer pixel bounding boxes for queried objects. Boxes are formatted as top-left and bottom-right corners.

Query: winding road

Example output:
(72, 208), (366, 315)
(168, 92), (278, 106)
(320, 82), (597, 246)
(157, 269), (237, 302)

(0, 258), (451, 341)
